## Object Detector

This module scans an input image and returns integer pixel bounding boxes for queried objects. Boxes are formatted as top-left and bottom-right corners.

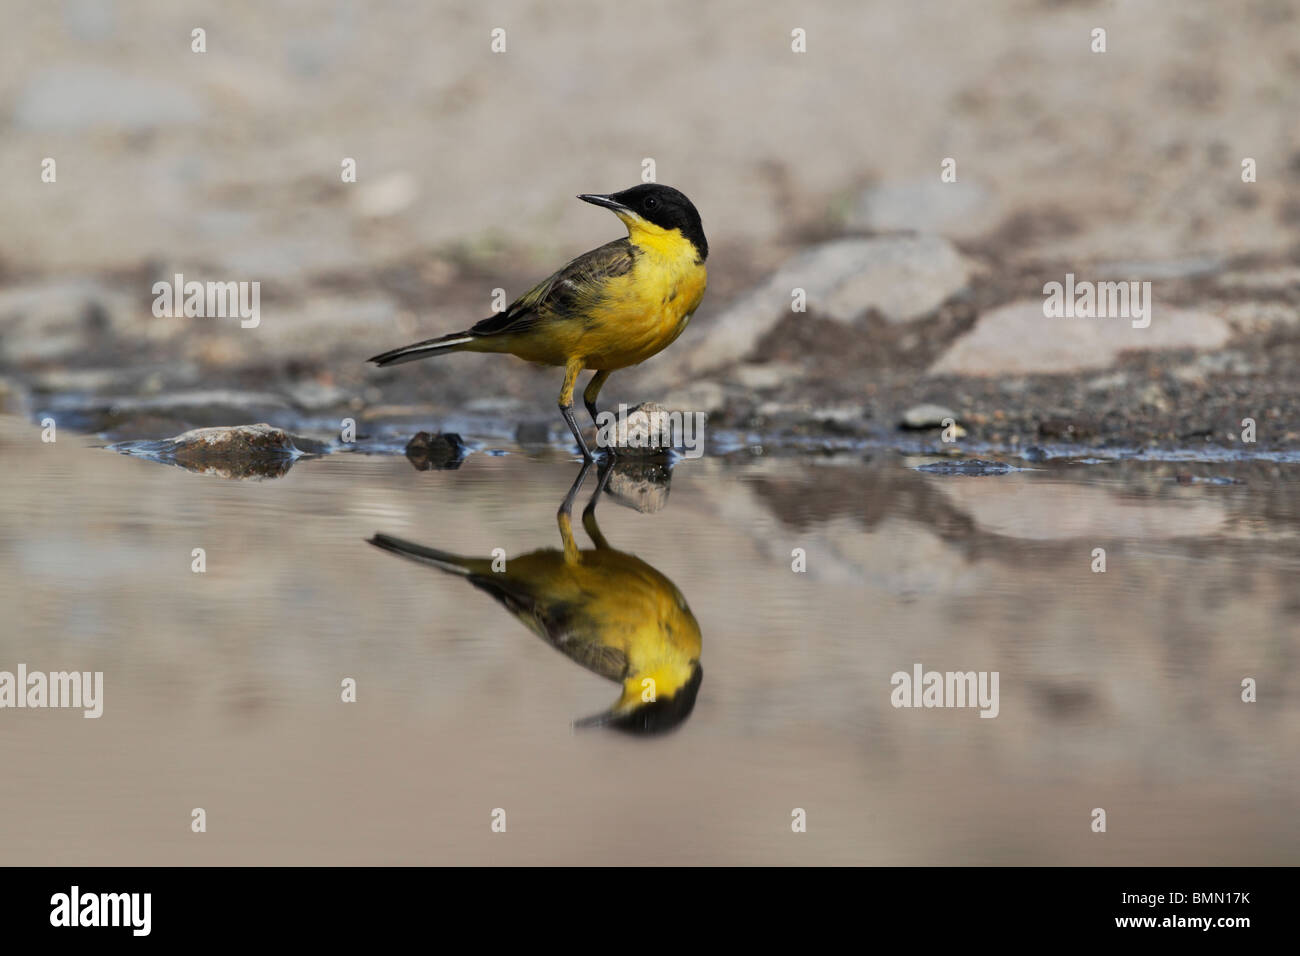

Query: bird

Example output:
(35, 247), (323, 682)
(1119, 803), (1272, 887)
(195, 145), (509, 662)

(367, 462), (703, 734)
(368, 184), (708, 461)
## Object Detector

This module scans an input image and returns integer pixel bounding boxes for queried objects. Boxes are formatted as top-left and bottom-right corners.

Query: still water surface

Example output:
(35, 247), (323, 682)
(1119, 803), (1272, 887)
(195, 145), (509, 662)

(1, 414), (1295, 864)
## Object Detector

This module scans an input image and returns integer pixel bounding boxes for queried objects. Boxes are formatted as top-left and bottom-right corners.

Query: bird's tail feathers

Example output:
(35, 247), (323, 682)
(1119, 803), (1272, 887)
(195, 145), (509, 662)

(367, 534), (477, 575)
(368, 332), (477, 367)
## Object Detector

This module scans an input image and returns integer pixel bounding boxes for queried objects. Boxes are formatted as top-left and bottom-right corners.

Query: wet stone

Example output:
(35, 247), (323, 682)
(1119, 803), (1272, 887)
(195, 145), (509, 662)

(915, 458), (1014, 476)
(602, 402), (690, 456)
(405, 431), (467, 470)
(108, 423), (323, 478)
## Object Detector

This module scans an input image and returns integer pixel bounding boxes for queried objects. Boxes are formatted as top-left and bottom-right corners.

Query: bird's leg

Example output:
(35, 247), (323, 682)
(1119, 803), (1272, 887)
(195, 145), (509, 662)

(559, 357), (593, 462)
(557, 457), (593, 563)
(583, 369), (611, 431)
(581, 459), (615, 550)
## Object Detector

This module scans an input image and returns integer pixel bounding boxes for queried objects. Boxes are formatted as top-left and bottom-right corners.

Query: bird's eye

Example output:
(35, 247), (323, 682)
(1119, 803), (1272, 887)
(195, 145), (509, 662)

(643, 195), (659, 211)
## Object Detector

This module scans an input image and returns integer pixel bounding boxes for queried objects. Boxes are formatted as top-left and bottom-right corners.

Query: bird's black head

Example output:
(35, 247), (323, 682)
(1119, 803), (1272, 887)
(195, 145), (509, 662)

(575, 663), (703, 737)
(578, 184), (708, 262)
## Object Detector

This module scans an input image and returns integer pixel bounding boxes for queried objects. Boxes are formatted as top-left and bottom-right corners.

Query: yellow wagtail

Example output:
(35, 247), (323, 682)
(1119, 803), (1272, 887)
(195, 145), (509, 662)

(368, 184), (708, 460)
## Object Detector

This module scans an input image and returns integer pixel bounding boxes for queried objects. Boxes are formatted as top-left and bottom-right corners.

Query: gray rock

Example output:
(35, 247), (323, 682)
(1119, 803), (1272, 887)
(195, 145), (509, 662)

(848, 179), (995, 237)
(930, 300), (1231, 376)
(671, 236), (974, 380)
(900, 403), (958, 429)
(602, 402), (685, 455)
(14, 65), (203, 131)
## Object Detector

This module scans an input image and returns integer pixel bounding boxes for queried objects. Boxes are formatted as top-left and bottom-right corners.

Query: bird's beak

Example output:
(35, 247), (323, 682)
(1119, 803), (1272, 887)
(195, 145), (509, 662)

(573, 708), (616, 730)
(577, 193), (631, 214)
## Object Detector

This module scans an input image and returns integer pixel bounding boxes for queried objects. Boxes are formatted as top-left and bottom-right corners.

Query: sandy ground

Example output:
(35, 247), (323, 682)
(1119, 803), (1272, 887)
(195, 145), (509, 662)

(0, 1), (1297, 452)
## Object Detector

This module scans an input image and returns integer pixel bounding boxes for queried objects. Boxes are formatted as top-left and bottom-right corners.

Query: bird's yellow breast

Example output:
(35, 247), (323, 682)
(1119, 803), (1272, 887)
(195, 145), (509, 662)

(584, 222), (706, 371)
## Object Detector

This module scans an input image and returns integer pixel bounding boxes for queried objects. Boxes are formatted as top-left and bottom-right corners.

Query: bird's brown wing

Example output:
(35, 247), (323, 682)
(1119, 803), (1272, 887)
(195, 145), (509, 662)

(468, 238), (638, 338)
(467, 572), (630, 683)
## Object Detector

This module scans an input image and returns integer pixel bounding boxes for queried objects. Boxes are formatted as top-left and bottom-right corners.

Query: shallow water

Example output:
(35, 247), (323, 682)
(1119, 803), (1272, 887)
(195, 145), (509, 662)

(0, 412), (1296, 864)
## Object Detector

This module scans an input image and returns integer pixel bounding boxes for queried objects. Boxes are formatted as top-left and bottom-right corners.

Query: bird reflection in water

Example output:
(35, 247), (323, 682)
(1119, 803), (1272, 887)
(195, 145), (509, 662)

(368, 460), (702, 735)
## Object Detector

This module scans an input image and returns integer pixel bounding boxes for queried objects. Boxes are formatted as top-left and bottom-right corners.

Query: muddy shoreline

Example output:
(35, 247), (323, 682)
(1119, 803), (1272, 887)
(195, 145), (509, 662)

(3, 243), (1296, 464)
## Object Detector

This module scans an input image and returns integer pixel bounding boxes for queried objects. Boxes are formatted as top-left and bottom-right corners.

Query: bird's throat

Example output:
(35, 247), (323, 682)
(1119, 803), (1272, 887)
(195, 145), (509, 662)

(619, 215), (705, 264)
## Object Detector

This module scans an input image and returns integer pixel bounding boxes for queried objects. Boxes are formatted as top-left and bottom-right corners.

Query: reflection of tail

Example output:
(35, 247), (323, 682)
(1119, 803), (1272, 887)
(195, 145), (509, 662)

(367, 534), (480, 576)
(369, 533), (543, 635)
(367, 332), (477, 367)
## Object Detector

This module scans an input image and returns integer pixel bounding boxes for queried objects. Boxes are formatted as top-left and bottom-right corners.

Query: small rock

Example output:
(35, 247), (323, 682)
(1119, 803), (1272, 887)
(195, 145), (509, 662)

(152, 423), (300, 459)
(173, 424), (305, 460)
(108, 423), (321, 478)
(1021, 445), (1049, 463)
(900, 403), (958, 429)
(601, 402), (688, 456)
(915, 458), (1012, 476)
(405, 431), (467, 470)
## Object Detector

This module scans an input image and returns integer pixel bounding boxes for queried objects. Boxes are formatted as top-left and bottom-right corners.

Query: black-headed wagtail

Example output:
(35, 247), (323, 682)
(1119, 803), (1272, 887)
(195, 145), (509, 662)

(368, 184), (708, 460)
